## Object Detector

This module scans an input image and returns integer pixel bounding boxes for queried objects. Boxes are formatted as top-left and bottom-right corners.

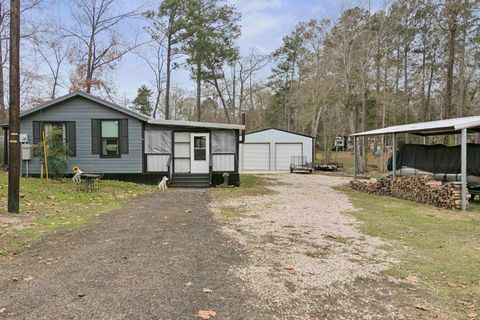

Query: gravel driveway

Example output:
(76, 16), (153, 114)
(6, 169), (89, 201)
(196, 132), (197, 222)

(0, 189), (268, 319)
(0, 174), (443, 319)
(211, 173), (445, 320)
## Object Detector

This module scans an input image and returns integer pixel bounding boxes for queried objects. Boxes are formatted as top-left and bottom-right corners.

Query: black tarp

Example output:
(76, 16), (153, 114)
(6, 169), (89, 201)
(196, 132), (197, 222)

(387, 144), (480, 176)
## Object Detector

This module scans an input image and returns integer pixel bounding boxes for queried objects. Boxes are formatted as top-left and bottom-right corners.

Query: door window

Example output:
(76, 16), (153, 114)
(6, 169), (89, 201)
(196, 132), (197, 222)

(194, 136), (206, 160)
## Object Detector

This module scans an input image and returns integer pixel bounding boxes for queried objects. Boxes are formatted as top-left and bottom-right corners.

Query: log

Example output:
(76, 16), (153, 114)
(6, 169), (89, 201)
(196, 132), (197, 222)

(350, 175), (471, 210)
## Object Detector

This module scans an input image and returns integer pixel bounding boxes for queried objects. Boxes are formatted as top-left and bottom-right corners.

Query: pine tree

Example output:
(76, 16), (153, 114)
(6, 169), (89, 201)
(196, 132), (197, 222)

(132, 85), (153, 116)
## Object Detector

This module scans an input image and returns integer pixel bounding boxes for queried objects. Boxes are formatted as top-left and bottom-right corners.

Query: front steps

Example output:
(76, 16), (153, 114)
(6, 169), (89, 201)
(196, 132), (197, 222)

(169, 173), (210, 188)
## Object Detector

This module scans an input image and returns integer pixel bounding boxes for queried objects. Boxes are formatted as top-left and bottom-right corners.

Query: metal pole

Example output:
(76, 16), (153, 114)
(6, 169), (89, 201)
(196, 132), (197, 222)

(353, 136), (357, 180)
(392, 133), (397, 179)
(461, 128), (467, 211)
(7, 0), (20, 213)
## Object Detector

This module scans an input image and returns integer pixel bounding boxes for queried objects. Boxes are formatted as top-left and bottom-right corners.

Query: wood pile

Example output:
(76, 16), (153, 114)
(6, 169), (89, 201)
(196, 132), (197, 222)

(350, 176), (470, 210)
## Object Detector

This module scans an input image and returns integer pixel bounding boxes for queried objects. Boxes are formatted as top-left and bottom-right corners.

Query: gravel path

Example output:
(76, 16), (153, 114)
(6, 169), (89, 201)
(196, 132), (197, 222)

(0, 189), (267, 320)
(211, 173), (444, 319)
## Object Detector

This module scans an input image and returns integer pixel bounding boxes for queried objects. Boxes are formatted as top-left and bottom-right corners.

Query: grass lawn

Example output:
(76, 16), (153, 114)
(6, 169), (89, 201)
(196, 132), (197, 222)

(0, 172), (152, 257)
(340, 186), (480, 319)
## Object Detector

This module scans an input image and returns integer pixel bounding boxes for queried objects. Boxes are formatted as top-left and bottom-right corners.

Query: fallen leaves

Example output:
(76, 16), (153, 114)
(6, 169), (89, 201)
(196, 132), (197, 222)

(466, 311), (478, 319)
(185, 209), (192, 213)
(0, 307), (6, 314)
(202, 288), (213, 293)
(414, 304), (430, 311)
(404, 275), (418, 285)
(284, 267), (296, 275)
(23, 276), (34, 282)
(197, 310), (216, 319)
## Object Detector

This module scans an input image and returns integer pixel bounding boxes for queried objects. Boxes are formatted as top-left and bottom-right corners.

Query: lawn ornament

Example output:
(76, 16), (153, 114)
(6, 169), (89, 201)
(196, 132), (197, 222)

(72, 166), (83, 182)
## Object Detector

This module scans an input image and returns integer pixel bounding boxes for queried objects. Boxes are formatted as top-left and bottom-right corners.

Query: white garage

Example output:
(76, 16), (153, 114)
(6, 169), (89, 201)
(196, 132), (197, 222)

(240, 128), (315, 171)
(242, 143), (270, 170)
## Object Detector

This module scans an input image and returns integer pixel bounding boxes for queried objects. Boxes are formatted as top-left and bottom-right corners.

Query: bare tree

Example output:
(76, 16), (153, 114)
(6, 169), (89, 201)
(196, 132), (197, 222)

(62, 0), (146, 97)
(135, 36), (167, 119)
(0, 0), (43, 120)
(34, 36), (70, 99)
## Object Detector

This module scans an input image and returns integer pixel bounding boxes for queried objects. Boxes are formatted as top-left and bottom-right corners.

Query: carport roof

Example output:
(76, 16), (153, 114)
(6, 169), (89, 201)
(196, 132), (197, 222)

(350, 116), (480, 137)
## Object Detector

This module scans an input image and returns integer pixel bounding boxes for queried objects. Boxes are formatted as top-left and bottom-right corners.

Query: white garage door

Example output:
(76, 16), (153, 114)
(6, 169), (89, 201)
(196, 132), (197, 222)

(242, 143), (270, 170)
(275, 143), (302, 170)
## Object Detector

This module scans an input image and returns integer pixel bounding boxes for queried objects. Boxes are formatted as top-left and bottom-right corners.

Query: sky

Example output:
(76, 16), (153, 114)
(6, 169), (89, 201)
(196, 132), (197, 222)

(48, 0), (385, 101)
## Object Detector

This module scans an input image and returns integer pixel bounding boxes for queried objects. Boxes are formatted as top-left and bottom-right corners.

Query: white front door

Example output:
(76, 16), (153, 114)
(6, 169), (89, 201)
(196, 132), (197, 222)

(190, 133), (210, 173)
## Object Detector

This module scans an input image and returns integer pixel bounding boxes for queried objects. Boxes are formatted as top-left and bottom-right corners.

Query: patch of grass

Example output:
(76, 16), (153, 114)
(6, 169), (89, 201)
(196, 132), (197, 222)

(306, 249), (328, 259)
(219, 207), (246, 221)
(338, 186), (480, 319)
(0, 172), (152, 257)
(211, 174), (274, 222)
(211, 174), (273, 198)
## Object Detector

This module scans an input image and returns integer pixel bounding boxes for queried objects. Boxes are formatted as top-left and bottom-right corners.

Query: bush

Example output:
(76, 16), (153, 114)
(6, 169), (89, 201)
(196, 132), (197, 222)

(33, 127), (69, 178)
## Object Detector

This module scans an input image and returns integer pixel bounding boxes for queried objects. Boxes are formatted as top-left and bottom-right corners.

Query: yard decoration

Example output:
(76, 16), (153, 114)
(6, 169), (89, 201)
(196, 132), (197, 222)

(72, 166), (83, 183)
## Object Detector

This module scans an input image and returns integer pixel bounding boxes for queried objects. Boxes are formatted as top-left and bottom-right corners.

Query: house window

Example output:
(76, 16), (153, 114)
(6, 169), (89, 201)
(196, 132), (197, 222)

(44, 123), (67, 143)
(101, 120), (119, 157)
(194, 136), (206, 160)
(32, 121), (76, 156)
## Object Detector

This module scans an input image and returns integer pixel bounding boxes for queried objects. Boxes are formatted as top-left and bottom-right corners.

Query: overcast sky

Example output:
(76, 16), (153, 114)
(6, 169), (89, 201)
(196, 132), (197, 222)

(53, 0), (383, 100)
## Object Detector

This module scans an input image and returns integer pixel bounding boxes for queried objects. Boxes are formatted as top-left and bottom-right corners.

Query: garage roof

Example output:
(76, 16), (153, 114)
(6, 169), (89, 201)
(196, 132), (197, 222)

(351, 116), (480, 137)
(247, 128), (315, 139)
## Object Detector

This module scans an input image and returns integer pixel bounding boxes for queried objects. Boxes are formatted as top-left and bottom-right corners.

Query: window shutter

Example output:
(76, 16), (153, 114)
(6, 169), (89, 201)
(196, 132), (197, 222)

(91, 119), (101, 154)
(66, 122), (76, 156)
(119, 119), (129, 154)
(32, 121), (43, 156)
(33, 121), (42, 145)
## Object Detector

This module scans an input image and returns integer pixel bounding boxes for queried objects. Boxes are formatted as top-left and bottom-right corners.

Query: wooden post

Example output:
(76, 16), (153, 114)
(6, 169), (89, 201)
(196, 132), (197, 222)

(392, 133), (397, 179)
(7, 0), (20, 214)
(461, 128), (467, 211)
(353, 136), (357, 180)
(42, 130), (49, 184)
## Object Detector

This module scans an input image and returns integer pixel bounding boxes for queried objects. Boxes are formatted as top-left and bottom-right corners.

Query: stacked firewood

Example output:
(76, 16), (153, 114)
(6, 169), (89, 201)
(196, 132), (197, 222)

(350, 179), (391, 196)
(350, 176), (470, 209)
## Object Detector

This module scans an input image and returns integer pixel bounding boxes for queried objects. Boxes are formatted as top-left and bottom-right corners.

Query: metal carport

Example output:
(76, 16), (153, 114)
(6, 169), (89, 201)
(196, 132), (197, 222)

(351, 116), (480, 211)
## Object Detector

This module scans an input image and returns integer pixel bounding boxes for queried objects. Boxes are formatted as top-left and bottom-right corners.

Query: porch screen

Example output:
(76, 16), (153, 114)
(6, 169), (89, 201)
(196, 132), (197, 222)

(212, 130), (235, 153)
(145, 130), (171, 154)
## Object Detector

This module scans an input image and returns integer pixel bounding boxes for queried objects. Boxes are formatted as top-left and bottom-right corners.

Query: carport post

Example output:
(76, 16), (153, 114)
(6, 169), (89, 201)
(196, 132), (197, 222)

(353, 136), (357, 180)
(392, 133), (397, 179)
(461, 128), (467, 211)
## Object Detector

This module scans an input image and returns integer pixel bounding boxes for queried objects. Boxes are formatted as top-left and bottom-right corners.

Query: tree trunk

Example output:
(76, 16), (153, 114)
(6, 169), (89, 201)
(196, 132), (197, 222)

(195, 62), (201, 121)
(444, 9), (458, 119)
(458, 0), (468, 118)
(0, 38), (5, 123)
(165, 34), (172, 120)
(403, 45), (409, 143)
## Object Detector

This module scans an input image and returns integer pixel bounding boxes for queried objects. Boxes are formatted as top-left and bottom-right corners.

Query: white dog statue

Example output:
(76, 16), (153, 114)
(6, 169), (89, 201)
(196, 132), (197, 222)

(158, 176), (169, 190)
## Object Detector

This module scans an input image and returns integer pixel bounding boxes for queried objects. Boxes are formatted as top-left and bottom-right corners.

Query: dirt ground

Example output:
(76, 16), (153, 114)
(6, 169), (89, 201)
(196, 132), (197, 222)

(0, 174), (447, 319)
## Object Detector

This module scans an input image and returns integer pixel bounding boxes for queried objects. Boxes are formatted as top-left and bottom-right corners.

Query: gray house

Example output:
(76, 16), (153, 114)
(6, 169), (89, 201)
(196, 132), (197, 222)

(4, 91), (244, 187)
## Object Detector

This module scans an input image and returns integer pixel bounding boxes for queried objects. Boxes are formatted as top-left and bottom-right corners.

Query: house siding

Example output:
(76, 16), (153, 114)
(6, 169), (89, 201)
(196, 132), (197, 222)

(20, 96), (143, 174)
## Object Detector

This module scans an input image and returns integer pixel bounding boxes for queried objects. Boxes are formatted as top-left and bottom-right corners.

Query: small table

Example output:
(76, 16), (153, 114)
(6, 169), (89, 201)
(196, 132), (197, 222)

(78, 173), (102, 192)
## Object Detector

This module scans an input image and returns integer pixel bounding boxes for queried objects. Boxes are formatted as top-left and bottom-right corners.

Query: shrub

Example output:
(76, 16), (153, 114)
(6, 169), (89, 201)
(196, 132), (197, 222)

(33, 127), (69, 178)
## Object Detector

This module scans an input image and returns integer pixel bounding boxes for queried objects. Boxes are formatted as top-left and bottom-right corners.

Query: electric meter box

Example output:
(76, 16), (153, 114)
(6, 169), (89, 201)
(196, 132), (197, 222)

(21, 144), (32, 160)
(19, 134), (28, 143)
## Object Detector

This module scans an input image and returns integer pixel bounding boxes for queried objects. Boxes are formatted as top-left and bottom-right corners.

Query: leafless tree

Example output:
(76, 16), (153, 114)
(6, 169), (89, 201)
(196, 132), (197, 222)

(62, 0), (146, 97)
